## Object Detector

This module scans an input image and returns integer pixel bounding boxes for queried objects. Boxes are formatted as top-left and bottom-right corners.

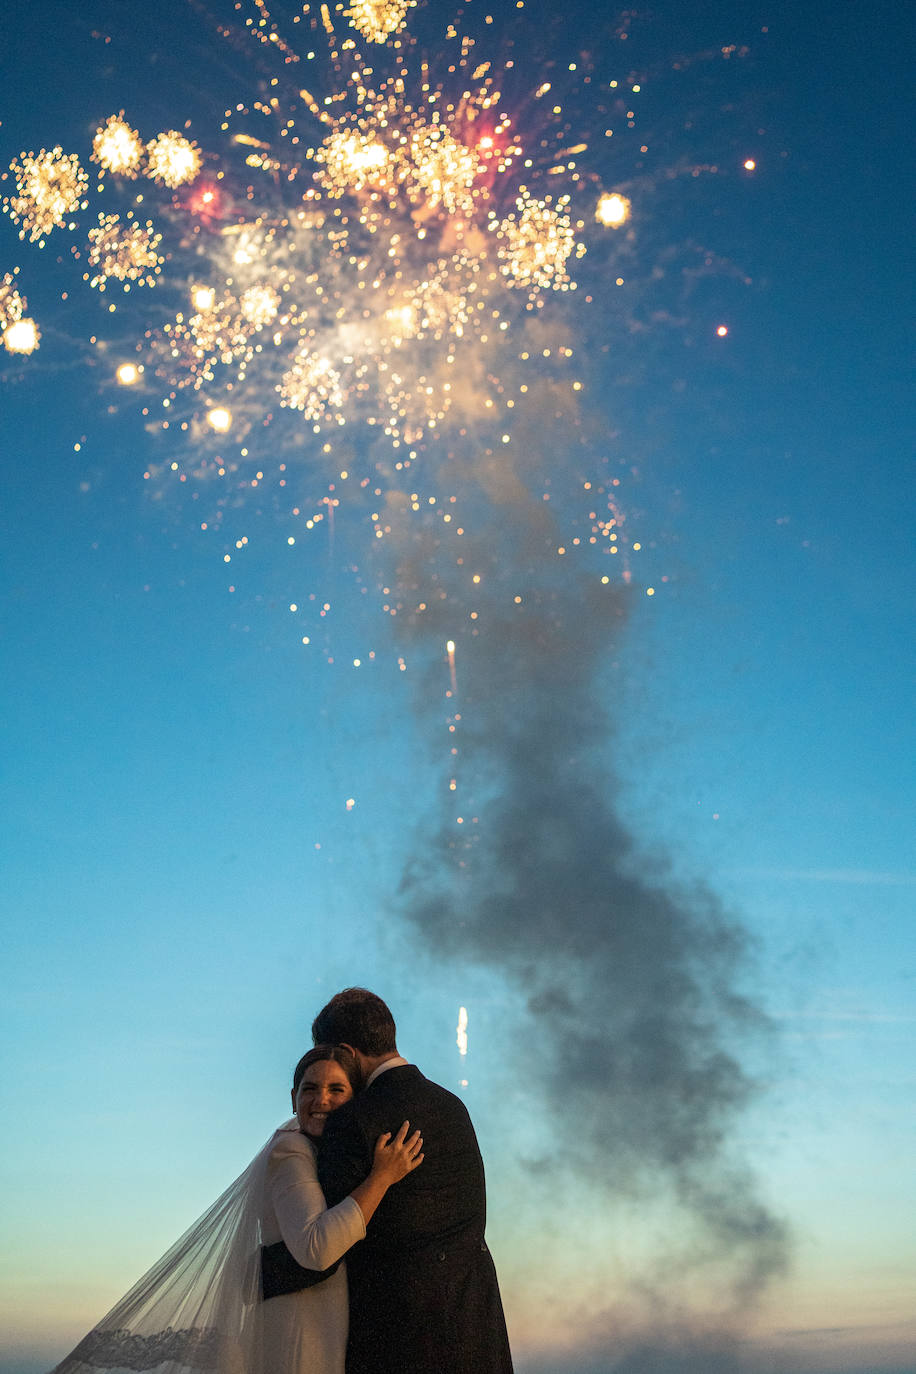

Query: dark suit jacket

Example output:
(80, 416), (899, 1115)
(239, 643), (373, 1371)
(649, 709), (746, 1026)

(318, 1064), (513, 1374)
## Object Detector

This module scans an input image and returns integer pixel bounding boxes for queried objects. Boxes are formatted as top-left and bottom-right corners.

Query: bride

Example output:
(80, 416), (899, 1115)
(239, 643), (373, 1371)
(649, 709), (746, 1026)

(52, 1045), (423, 1374)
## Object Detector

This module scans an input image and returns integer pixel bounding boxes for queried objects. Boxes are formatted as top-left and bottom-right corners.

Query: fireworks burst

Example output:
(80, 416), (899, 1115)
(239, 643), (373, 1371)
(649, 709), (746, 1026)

(239, 283), (281, 329)
(279, 348), (345, 424)
(0, 0), (753, 630)
(85, 213), (164, 291)
(92, 116), (144, 178)
(4, 147), (88, 242)
(491, 188), (583, 298)
(144, 131), (202, 187)
(344, 0), (415, 45)
(0, 4), (606, 456)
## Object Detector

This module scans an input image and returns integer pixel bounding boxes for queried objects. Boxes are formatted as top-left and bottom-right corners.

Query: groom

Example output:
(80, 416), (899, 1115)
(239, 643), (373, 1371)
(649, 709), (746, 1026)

(313, 987), (513, 1374)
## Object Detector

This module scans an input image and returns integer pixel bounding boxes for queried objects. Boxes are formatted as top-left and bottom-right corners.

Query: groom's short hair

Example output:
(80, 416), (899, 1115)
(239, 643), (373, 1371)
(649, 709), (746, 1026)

(312, 987), (397, 1056)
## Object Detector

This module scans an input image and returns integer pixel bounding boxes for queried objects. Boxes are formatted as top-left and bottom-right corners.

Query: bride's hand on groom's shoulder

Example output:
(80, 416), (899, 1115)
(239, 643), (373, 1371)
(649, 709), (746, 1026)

(370, 1120), (424, 1185)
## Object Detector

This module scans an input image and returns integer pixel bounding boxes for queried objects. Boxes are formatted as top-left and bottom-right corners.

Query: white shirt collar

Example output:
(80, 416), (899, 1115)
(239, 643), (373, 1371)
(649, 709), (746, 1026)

(365, 1055), (409, 1088)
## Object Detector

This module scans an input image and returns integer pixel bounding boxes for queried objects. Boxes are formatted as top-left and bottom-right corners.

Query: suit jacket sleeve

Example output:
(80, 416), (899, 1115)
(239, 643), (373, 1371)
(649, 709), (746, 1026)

(268, 1130), (366, 1269)
(316, 1100), (374, 1209)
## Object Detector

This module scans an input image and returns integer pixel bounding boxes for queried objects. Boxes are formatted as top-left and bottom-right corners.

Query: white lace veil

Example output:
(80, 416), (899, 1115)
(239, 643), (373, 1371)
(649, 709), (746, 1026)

(51, 1125), (290, 1374)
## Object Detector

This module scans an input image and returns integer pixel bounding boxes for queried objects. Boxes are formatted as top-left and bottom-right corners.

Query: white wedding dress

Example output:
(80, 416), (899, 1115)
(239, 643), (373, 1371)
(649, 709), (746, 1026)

(52, 1121), (366, 1374)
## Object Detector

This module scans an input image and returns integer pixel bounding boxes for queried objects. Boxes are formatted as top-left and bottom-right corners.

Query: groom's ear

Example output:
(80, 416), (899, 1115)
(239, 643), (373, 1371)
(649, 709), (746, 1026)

(338, 1042), (357, 1057)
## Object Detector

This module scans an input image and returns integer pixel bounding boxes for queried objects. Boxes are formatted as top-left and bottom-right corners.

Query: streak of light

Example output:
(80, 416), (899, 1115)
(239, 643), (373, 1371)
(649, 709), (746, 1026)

(456, 1006), (468, 1056)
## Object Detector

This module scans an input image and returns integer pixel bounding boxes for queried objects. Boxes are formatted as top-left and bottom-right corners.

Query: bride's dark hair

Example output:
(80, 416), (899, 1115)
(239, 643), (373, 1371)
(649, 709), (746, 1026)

(293, 1043), (362, 1094)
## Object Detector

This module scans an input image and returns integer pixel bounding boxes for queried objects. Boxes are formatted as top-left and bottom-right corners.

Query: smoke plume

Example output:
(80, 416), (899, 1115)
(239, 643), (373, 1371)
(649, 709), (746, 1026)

(391, 430), (788, 1317)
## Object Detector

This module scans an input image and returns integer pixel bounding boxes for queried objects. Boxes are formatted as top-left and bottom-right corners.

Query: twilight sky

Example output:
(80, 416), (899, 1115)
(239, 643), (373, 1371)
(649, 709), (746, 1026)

(1, 2), (914, 1373)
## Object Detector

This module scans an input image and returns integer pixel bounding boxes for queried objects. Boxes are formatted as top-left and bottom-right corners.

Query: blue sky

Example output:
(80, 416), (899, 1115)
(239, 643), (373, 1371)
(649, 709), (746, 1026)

(1, 2), (914, 1372)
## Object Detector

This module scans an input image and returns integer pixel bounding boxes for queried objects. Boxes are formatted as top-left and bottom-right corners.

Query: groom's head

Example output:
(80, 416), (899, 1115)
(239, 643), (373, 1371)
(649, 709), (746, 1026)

(312, 987), (397, 1060)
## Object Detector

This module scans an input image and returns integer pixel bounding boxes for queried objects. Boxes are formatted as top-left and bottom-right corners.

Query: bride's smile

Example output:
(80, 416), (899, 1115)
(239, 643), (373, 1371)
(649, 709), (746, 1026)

(292, 1059), (355, 1139)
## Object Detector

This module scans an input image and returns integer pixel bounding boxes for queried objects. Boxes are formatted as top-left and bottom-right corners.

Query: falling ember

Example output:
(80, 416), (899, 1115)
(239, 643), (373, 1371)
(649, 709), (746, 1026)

(116, 362), (141, 385)
(743, 158), (757, 171)
(144, 131), (201, 188)
(4, 147), (88, 241)
(91, 116), (143, 177)
(596, 192), (631, 227)
(3, 317), (40, 354)
(716, 324), (729, 337)
(207, 406), (232, 432)
(446, 639), (457, 693)
(456, 1006), (468, 1057)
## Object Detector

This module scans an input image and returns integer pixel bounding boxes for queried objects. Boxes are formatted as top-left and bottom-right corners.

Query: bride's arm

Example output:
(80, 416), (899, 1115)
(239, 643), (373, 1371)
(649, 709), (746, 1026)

(268, 1132), (366, 1271)
(269, 1126), (422, 1271)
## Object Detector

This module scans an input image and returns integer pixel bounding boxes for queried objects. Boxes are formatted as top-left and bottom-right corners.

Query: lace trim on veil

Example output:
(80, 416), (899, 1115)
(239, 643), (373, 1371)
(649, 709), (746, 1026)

(62, 1327), (221, 1372)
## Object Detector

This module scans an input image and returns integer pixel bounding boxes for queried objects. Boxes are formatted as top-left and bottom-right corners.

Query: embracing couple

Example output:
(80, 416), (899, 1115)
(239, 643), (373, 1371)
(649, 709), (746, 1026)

(54, 988), (513, 1374)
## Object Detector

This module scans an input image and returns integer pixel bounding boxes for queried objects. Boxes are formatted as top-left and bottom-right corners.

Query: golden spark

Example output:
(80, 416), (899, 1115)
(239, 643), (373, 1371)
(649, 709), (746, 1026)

(3, 317), (40, 354)
(596, 192), (631, 227)
(191, 285), (217, 311)
(207, 406), (233, 432)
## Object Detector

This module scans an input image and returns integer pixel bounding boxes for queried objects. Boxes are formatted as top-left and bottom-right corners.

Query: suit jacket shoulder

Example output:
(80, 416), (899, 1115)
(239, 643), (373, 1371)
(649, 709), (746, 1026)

(322, 1064), (488, 1257)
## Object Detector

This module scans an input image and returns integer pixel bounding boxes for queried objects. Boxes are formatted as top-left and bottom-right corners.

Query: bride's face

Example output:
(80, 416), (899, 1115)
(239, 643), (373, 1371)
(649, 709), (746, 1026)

(292, 1059), (354, 1139)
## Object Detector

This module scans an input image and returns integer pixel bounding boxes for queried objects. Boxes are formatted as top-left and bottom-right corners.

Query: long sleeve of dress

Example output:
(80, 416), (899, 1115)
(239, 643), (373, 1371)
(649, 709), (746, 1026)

(267, 1130), (366, 1270)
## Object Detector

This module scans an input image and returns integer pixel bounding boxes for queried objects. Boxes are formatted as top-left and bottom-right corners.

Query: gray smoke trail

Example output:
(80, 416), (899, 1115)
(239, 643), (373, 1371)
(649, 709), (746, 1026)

(392, 450), (788, 1314)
